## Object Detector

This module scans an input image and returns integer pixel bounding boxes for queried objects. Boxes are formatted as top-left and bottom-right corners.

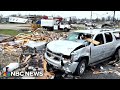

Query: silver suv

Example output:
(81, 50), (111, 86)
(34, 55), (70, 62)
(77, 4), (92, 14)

(45, 29), (120, 76)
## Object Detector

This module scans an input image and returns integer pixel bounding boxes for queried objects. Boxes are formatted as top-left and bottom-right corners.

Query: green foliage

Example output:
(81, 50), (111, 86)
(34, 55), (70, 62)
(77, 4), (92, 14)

(0, 29), (19, 36)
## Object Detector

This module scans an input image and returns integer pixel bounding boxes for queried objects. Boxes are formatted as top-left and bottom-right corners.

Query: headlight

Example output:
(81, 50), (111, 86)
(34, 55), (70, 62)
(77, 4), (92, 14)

(63, 55), (71, 61)
(71, 52), (79, 61)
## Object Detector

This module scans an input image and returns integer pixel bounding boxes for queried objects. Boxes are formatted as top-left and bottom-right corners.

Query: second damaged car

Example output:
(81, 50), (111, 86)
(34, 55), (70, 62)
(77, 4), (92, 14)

(45, 29), (120, 76)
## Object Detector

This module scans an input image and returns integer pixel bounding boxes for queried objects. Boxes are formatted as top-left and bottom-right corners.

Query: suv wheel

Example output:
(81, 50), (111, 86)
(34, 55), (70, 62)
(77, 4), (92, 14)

(64, 28), (68, 32)
(114, 49), (120, 62)
(76, 59), (87, 76)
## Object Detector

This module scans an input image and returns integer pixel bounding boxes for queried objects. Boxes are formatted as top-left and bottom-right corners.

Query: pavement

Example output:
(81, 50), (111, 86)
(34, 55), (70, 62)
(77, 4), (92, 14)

(54, 60), (120, 79)
(0, 24), (31, 30)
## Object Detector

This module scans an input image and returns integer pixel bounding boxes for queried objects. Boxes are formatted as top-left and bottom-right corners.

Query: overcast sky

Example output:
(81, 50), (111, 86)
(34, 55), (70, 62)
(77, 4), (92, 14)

(0, 11), (120, 19)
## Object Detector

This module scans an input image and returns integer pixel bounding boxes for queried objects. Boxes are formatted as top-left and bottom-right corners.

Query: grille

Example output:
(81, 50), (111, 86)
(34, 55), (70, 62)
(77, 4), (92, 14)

(47, 48), (61, 56)
(46, 48), (62, 61)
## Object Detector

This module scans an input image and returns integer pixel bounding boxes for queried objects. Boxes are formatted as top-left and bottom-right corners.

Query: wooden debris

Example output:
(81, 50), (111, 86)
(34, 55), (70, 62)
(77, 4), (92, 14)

(0, 30), (69, 79)
(18, 52), (55, 79)
(85, 38), (100, 45)
(93, 70), (113, 74)
(0, 36), (15, 43)
(23, 55), (31, 64)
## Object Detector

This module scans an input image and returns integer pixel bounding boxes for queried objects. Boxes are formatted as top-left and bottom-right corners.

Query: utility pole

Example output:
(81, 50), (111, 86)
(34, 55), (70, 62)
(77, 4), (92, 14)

(90, 11), (92, 23)
(113, 11), (115, 22)
(90, 11), (92, 30)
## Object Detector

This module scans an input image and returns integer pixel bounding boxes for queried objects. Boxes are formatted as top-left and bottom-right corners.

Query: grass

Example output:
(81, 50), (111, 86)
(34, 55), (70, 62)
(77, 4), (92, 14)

(0, 29), (20, 36)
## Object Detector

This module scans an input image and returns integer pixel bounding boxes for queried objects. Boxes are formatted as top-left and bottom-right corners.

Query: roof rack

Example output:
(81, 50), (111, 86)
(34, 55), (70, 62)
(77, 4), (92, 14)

(100, 29), (112, 32)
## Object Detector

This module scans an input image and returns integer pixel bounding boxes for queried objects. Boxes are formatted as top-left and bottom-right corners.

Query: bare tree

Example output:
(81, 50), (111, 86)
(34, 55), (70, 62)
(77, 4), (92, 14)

(10, 14), (17, 17)
(106, 16), (112, 21)
(102, 17), (105, 22)
(95, 17), (101, 22)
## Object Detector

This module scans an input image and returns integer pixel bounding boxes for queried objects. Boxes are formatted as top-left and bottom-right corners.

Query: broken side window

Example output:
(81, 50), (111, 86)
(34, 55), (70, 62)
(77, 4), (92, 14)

(94, 34), (104, 45)
(113, 32), (120, 40)
(104, 32), (113, 43)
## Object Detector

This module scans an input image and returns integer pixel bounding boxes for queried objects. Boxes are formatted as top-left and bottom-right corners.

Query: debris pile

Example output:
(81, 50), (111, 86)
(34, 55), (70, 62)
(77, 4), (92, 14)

(0, 30), (68, 79)
(15, 31), (68, 43)
(0, 30), (68, 55)
(18, 49), (55, 79)
(90, 60), (120, 77)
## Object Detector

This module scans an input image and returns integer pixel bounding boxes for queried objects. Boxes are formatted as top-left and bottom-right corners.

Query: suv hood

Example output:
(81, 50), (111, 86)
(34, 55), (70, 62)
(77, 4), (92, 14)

(47, 40), (84, 56)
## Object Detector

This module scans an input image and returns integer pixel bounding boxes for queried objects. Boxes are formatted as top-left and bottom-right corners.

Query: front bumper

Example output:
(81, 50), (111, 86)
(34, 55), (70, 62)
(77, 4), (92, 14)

(45, 53), (79, 73)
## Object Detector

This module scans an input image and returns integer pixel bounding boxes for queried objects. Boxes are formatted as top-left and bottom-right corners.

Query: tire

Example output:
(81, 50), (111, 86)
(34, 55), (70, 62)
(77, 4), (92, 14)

(49, 27), (53, 31)
(114, 49), (120, 62)
(75, 59), (87, 76)
(46, 63), (53, 72)
(64, 28), (68, 32)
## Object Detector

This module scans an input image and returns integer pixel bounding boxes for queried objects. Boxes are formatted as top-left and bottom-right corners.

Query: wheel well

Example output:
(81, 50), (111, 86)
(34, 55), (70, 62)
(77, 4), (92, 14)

(74, 56), (89, 75)
(64, 27), (67, 29)
(115, 46), (120, 53)
(79, 56), (89, 65)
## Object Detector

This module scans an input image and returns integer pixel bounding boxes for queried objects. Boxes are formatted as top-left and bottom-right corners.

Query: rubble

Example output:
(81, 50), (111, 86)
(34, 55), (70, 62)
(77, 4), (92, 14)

(0, 30), (69, 79)
(90, 59), (120, 78)
(1, 29), (120, 79)
(18, 50), (55, 79)
(0, 36), (15, 43)
(3, 63), (19, 72)
(114, 71), (120, 76)
(0, 30), (68, 55)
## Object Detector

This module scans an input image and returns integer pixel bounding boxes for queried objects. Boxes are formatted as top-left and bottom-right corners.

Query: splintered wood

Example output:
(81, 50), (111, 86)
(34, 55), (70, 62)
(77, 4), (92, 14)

(15, 30), (68, 43)
(0, 42), (22, 56)
(0, 31), (68, 79)
(19, 53), (55, 79)
(15, 33), (49, 42)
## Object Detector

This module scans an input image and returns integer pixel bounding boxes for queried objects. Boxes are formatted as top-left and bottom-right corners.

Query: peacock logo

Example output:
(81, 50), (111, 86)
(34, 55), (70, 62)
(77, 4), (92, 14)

(3, 67), (11, 77)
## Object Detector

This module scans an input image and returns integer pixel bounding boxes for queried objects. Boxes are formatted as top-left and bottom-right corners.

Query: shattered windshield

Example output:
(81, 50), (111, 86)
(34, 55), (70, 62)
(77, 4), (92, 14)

(66, 32), (93, 42)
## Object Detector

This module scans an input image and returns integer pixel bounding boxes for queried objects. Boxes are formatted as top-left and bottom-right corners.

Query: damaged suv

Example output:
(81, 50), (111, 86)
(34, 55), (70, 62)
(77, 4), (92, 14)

(45, 29), (120, 76)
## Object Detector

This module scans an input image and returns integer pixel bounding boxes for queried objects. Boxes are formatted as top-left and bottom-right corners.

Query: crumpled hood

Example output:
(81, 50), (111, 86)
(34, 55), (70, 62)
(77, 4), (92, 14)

(47, 40), (84, 55)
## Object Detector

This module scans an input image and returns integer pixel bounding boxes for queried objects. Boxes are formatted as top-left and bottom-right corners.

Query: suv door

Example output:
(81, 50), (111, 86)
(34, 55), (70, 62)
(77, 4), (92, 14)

(103, 32), (114, 58)
(90, 33), (105, 63)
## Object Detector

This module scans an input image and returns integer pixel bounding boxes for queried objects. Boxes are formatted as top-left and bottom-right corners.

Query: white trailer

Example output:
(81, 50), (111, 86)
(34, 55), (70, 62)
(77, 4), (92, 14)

(41, 19), (55, 27)
(41, 19), (71, 31)
(41, 19), (58, 30)
(9, 17), (28, 24)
